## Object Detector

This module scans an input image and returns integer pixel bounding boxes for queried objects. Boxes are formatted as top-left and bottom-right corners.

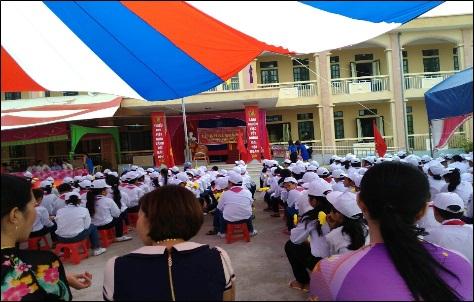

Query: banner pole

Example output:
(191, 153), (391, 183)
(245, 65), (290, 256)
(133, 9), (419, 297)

(181, 98), (191, 162)
(429, 122), (434, 158)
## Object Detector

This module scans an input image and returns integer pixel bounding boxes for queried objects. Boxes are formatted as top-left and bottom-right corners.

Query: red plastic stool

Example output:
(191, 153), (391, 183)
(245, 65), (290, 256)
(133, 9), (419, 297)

(54, 240), (89, 265)
(98, 228), (115, 248)
(122, 223), (129, 235)
(127, 212), (138, 227)
(226, 222), (250, 244)
(28, 236), (51, 251)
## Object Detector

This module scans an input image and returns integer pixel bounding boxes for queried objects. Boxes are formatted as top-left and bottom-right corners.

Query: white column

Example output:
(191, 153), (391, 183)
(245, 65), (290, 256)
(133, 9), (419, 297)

(385, 48), (393, 91)
(457, 43), (465, 70)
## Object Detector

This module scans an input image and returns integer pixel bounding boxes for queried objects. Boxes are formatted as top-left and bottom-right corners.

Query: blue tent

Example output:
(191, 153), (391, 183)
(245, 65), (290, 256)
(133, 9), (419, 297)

(425, 67), (473, 121)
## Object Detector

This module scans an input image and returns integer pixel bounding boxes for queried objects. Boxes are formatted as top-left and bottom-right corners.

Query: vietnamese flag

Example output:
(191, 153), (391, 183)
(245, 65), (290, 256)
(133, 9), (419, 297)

(236, 131), (250, 162)
(373, 120), (387, 157)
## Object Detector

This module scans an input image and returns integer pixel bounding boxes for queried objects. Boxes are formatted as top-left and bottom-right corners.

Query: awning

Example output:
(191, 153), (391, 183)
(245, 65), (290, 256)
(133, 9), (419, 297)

(1, 122), (69, 147)
(1, 1), (442, 101)
(1, 94), (122, 131)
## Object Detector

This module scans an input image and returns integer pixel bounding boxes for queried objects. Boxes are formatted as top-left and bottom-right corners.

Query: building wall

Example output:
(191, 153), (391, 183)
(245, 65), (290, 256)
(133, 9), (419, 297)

(265, 107), (321, 142)
(407, 99), (429, 134)
(333, 103), (392, 138)
(404, 43), (458, 73)
(330, 47), (389, 78)
(256, 54), (316, 84)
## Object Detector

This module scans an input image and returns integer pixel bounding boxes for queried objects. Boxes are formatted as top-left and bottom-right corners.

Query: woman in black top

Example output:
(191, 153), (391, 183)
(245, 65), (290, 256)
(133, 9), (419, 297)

(103, 185), (235, 301)
(1, 175), (92, 301)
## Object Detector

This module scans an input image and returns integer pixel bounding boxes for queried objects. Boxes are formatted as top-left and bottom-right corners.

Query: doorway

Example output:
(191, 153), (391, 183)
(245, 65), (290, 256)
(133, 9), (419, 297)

(356, 117), (384, 140)
(356, 62), (373, 77)
(267, 122), (292, 143)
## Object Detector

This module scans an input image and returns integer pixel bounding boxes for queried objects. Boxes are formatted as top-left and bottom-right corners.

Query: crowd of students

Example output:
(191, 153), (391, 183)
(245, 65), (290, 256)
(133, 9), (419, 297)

(2, 150), (473, 300)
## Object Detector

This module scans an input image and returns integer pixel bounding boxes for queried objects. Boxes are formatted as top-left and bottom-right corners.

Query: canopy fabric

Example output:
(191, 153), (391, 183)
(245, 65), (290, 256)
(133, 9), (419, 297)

(424, 67), (474, 149)
(1, 122), (68, 147)
(1, 1), (442, 101)
(1, 94), (122, 131)
(69, 124), (121, 162)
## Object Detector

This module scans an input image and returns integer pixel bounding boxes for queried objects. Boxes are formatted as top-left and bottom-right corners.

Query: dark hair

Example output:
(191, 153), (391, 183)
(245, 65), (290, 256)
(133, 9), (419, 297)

(57, 183), (72, 194)
(338, 213), (367, 250)
(261, 167), (268, 173)
(443, 168), (461, 192)
(127, 178), (137, 184)
(295, 140), (301, 145)
(43, 185), (53, 195)
(66, 195), (81, 206)
(73, 180), (80, 189)
(351, 162), (361, 168)
(433, 206), (464, 220)
(212, 166), (219, 171)
(106, 174), (122, 209)
(139, 185), (203, 242)
(293, 172), (304, 180)
(280, 169), (292, 179)
(430, 172), (443, 181)
(288, 140), (294, 146)
(302, 195), (332, 236)
(32, 188), (44, 201)
(359, 162), (460, 300)
(343, 160), (351, 170)
(1, 175), (33, 218)
(452, 155), (463, 162)
(86, 188), (104, 217)
(160, 168), (168, 186)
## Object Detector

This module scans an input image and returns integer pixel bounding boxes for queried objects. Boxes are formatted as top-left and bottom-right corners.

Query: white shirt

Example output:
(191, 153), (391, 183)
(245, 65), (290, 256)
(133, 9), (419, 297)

(448, 161), (469, 174)
(91, 195), (121, 226)
(290, 219), (331, 258)
(332, 181), (346, 193)
(120, 183), (145, 208)
(424, 220), (473, 265)
(79, 189), (89, 207)
(55, 205), (91, 238)
(416, 203), (441, 233)
(52, 193), (68, 216)
(107, 190), (129, 213)
(325, 225), (370, 256)
(428, 176), (446, 198)
(137, 182), (150, 194)
(41, 193), (58, 216)
(441, 181), (473, 209)
(217, 186), (253, 222)
(287, 188), (305, 209)
(32, 206), (54, 232)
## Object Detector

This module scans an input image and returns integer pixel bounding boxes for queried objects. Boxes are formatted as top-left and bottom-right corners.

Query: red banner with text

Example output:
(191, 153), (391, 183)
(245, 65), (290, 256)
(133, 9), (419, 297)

(245, 106), (261, 161)
(151, 112), (174, 167)
(197, 127), (246, 145)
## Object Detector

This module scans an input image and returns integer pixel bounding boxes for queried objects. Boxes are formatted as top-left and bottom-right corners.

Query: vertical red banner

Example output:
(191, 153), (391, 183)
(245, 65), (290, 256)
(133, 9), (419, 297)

(151, 112), (174, 167)
(245, 105), (261, 161)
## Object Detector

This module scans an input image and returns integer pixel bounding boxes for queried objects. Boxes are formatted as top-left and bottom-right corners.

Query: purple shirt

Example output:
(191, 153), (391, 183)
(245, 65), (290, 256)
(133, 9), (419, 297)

(309, 242), (473, 301)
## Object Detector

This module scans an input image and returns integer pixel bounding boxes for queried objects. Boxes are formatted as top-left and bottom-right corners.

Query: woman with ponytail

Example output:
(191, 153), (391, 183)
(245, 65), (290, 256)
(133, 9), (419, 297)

(442, 167), (473, 210)
(309, 161), (472, 301)
(106, 174), (131, 240)
(160, 168), (169, 187)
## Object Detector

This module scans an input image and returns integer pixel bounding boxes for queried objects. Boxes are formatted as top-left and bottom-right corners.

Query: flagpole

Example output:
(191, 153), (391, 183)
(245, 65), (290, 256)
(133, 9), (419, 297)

(181, 98), (191, 162)
(428, 122), (434, 158)
(397, 33), (410, 153)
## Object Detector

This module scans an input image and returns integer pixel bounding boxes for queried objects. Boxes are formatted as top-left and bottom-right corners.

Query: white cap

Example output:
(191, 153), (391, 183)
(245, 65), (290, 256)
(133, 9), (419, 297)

(168, 178), (182, 185)
(186, 170), (196, 177)
(63, 177), (74, 184)
(284, 159), (292, 164)
(307, 179), (332, 197)
(298, 192), (314, 216)
(283, 177), (298, 184)
(65, 191), (81, 201)
(270, 167), (278, 175)
(326, 191), (361, 218)
(433, 192), (464, 213)
(104, 169), (112, 174)
(239, 160), (245, 166)
(350, 158), (361, 164)
(421, 155), (432, 163)
(292, 165), (306, 175)
(73, 176), (83, 182)
(301, 172), (319, 184)
(232, 166), (242, 174)
(91, 179), (111, 189)
(404, 156), (420, 167)
(317, 167), (330, 177)
(199, 166), (208, 172)
(23, 171), (33, 178)
(109, 172), (119, 178)
(310, 160), (320, 167)
(228, 172), (243, 185)
(46, 176), (54, 182)
(125, 171), (139, 180)
(146, 168), (155, 173)
(40, 180), (52, 188)
(218, 169), (228, 177)
(150, 171), (160, 178)
(441, 167), (457, 176)
(215, 177), (229, 190)
(444, 154), (453, 160)
(79, 179), (92, 188)
(176, 172), (190, 183)
(364, 156), (375, 164)
(397, 150), (407, 157)
(94, 172), (105, 179)
(429, 164), (445, 176)
(171, 166), (180, 173)
(131, 165), (139, 171)
(85, 175), (94, 181)
(331, 155), (339, 160)
(332, 169), (345, 179)
(306, 165), (318, 172)
(240, 166), (247, 174)
(344, 154), (355, 161)
(352, 174), (363, 188)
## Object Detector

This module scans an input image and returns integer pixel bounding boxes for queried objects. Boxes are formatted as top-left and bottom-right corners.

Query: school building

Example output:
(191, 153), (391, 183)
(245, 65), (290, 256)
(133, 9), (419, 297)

(1, 13), (473, 170)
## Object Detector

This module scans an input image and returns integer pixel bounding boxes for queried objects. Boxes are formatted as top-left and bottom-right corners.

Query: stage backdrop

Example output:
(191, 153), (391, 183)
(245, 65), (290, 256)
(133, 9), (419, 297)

(198, 126), (246, 145)
(167, 110), (270, 164)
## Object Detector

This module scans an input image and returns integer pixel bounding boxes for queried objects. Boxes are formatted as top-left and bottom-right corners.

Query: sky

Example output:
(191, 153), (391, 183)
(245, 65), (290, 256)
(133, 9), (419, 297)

(420, 1), (473, 17)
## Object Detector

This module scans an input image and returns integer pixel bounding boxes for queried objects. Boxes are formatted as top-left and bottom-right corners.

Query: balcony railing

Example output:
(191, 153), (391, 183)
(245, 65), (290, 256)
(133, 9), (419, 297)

(257, 80), (318, 97)
(408, 131), (467, 151)
(330, 75), (390, 95)
(404, 71), (458, 90)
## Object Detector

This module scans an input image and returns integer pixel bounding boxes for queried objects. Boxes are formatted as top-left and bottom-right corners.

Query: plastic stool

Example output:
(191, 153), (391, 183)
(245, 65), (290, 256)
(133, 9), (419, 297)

(54, 240), (89, 265)
(127, 212), (138, 227)
(226, 222), (250, 244)
(98, 228), (115, 248)
(123, 223), (129, 235)
(28, 236), (51, 251)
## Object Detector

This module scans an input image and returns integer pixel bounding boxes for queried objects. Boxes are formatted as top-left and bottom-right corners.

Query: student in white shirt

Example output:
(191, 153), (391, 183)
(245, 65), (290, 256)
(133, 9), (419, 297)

(427, 164), (447, 198)
(424, 192), (473, 264)
(120, 172), (145, 213)
(39, 180), (57, 216)
(448, 155), (469, 174)
(136, 172), (151, 194)
(55, 192), (106, 256)
(87, 179), (131, 242)
(441, 168), (473, 211)
(29, 188), (57, 242)
(285, 182), (333, 292)
(325, 191), (368, 256)
(216, 172), (257, 238)
(331, 169), (347, 192)
(206, 177), (229, 236)
(78, 179), (91, 207)
(106, 174), (131, 239)
(283, 177), (305, 232)
(52, 183), (73, 216)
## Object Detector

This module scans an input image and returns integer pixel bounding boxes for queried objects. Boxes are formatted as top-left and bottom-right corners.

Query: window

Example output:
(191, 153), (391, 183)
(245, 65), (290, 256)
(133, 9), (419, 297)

(422, 49), (440, 73)
(4, 92), (22, 100)
(267, 123), (291, 143)
(402, 51), (409, 74)
(359, 109), (377, 116)
(120, 129), (152, 151)
(266, 115), (282, 123)
(9, 146), (26, 158)
(293, 59), (310, 82)
(406, 106), (415, 149)
(330, 56), (340, 79)
(63, 91), (79, 96)
(333, 111), (344, 139)
(453, 48), (459, 71)
(260, 61), (279, 84)
(297, 113), (314, 141)
(355, 54), (374, 61)
(222, 75), (240, 90)
(44, 91), (51, 97)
